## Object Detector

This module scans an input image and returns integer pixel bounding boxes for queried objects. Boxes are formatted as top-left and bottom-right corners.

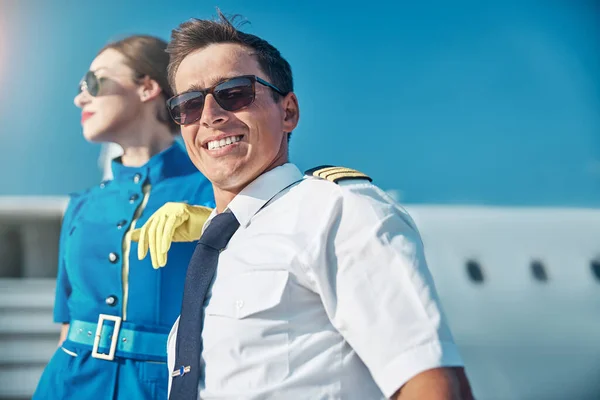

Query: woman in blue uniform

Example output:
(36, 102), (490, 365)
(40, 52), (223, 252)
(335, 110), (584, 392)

(33, 35), (214, 399)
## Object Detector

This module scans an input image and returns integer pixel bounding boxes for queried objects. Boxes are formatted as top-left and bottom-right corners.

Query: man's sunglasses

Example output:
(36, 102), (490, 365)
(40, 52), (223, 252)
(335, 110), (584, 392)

(78, 71), (105, 97)
(166, 75), (286, 126)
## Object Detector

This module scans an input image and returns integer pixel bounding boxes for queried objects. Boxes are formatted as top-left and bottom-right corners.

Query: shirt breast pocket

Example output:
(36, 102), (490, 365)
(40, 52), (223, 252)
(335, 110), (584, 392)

(207, 270), (289, 319)
(202, 270), (290, 391)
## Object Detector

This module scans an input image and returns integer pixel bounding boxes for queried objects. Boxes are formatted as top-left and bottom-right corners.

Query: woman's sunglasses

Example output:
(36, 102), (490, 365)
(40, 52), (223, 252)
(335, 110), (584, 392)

(78, 71), (105, 97)
(166, 75), (286, 126)
(78, 70), (144, 97)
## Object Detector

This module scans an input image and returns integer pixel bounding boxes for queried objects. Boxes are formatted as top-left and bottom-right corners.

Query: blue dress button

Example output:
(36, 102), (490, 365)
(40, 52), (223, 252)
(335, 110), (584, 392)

(117, 220), (127, 229)
(129, 194), (140, 204)
(108, 252), (119, 263)
(105, 295), (118, 306)
(133, 173), (142, 184)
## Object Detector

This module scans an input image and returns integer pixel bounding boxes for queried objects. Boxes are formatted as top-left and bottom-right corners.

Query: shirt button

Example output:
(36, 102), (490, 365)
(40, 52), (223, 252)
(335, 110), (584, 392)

(105, 295), (118, 306)
(133, 173), (142, 184)
(108, 252), (119, 263)
(129, 194), (140, 204)
(116, 220), (127, 229)
(235, 300), (244, 309)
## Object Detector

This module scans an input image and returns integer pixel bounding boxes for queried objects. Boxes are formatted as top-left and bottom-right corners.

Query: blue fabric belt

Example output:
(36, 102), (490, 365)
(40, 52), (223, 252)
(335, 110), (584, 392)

(67, 319), (168, 362)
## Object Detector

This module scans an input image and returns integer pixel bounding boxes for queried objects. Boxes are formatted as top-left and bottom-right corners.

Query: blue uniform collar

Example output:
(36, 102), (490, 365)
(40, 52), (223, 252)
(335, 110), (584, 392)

(110, 142), (197, 185)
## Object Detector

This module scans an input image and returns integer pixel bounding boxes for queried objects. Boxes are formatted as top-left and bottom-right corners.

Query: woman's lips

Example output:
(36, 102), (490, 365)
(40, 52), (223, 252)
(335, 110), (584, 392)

(81, 112), (94, 124)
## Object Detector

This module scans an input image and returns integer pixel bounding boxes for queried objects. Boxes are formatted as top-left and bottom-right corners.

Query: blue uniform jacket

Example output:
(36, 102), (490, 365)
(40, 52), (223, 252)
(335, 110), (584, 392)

(34, 142), (214, 399)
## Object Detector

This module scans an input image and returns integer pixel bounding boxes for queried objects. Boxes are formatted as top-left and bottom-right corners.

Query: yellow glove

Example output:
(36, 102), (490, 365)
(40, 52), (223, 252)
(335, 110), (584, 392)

(131, 202), (213, 269)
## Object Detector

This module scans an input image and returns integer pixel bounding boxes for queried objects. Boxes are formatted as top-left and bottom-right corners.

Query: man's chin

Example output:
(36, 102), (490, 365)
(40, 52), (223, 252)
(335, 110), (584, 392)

(209, 171), (252, 194)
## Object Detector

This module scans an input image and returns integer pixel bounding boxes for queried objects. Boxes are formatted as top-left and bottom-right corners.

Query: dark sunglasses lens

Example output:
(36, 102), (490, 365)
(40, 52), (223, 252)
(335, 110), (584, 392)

(168, 92), (205, 125)
(83, 72), (100, 96)
(214, 77), (254, 111)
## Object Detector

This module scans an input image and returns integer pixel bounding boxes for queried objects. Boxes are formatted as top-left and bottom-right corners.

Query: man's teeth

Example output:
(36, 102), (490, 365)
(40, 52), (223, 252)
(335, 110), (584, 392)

(207, 136), (242, 150)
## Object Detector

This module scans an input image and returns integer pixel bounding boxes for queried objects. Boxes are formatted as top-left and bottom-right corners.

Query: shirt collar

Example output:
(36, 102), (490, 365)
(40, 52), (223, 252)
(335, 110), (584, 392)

(110, 142), (198, 185)
(204, 163), (303, 230)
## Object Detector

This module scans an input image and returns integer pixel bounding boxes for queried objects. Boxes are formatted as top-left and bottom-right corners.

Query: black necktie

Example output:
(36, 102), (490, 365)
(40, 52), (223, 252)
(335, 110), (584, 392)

(169, 211), (240, 400)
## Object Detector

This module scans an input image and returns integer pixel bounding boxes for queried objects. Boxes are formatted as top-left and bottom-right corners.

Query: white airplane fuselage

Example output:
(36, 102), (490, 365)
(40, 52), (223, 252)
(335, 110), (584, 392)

(407, 205), (600, 400)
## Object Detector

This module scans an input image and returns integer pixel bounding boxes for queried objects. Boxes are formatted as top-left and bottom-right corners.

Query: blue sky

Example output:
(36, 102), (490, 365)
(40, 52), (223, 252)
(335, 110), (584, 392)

(0, 1), (598, 206)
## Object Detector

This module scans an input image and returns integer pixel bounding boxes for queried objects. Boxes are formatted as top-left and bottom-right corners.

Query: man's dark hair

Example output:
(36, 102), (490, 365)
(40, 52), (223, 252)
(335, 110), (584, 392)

(166, 10), (294, 103)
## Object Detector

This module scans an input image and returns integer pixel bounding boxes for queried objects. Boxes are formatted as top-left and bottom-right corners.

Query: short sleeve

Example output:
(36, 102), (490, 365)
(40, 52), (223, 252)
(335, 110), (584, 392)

(52, 194), (84, 323)
(305, 182), (464, 398)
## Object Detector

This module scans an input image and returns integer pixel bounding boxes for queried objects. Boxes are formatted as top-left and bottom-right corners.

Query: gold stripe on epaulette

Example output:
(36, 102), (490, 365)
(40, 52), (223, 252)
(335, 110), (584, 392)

(308, 166), (372, 183)
(326, 171), (370, 182)
(315, 167), (353, 179)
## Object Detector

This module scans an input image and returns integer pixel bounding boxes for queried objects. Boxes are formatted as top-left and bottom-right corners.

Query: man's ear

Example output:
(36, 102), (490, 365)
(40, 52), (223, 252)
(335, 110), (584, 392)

(138, 76), (162, 103)
(282, 92), (300, 133)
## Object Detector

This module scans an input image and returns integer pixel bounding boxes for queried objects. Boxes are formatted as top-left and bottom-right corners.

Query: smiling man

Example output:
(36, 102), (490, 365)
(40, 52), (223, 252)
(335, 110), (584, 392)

(134, 11), (474, 400)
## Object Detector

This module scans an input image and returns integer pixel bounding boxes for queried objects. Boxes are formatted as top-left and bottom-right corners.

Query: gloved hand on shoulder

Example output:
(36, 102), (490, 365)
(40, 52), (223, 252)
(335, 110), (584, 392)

(131, 202), (213, 269)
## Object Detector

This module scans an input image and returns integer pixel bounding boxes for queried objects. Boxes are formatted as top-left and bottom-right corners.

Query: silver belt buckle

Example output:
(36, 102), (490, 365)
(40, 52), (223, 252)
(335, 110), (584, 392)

(91, 314), (122, 361)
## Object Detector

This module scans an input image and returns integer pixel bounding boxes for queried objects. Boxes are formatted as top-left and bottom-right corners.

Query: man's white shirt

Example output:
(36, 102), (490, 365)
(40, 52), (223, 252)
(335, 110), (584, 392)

(167, 163), (463, 399)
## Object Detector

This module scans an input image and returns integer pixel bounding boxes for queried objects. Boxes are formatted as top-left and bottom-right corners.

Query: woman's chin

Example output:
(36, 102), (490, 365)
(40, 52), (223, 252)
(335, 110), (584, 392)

(82, 126), (110, 143)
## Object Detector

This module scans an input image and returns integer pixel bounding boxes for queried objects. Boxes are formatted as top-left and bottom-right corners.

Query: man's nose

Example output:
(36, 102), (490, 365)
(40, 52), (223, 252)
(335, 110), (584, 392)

(200, 94), (229, 127)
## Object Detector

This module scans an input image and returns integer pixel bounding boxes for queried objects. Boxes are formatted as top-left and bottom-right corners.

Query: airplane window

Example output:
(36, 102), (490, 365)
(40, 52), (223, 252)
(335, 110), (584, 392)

(531, 260), (548, 282)
(591, 260), (600, 282)
(0, 226), (23, 278)
(466, 260), (484, 283)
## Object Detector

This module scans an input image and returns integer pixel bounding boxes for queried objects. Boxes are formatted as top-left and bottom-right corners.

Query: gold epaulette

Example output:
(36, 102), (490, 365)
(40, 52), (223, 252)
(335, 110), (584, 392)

(305, 165), (372, 184)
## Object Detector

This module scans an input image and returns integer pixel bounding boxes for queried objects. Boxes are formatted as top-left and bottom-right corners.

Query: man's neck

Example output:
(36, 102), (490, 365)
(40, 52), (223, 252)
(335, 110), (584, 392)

(213, 186), (239, 213)
(211, 158), (289, 213)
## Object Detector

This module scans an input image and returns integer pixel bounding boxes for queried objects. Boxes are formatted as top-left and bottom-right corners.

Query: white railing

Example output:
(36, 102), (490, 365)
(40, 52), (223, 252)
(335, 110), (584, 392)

(0, 279), (59, 399)
(0, 196), (66, 399)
